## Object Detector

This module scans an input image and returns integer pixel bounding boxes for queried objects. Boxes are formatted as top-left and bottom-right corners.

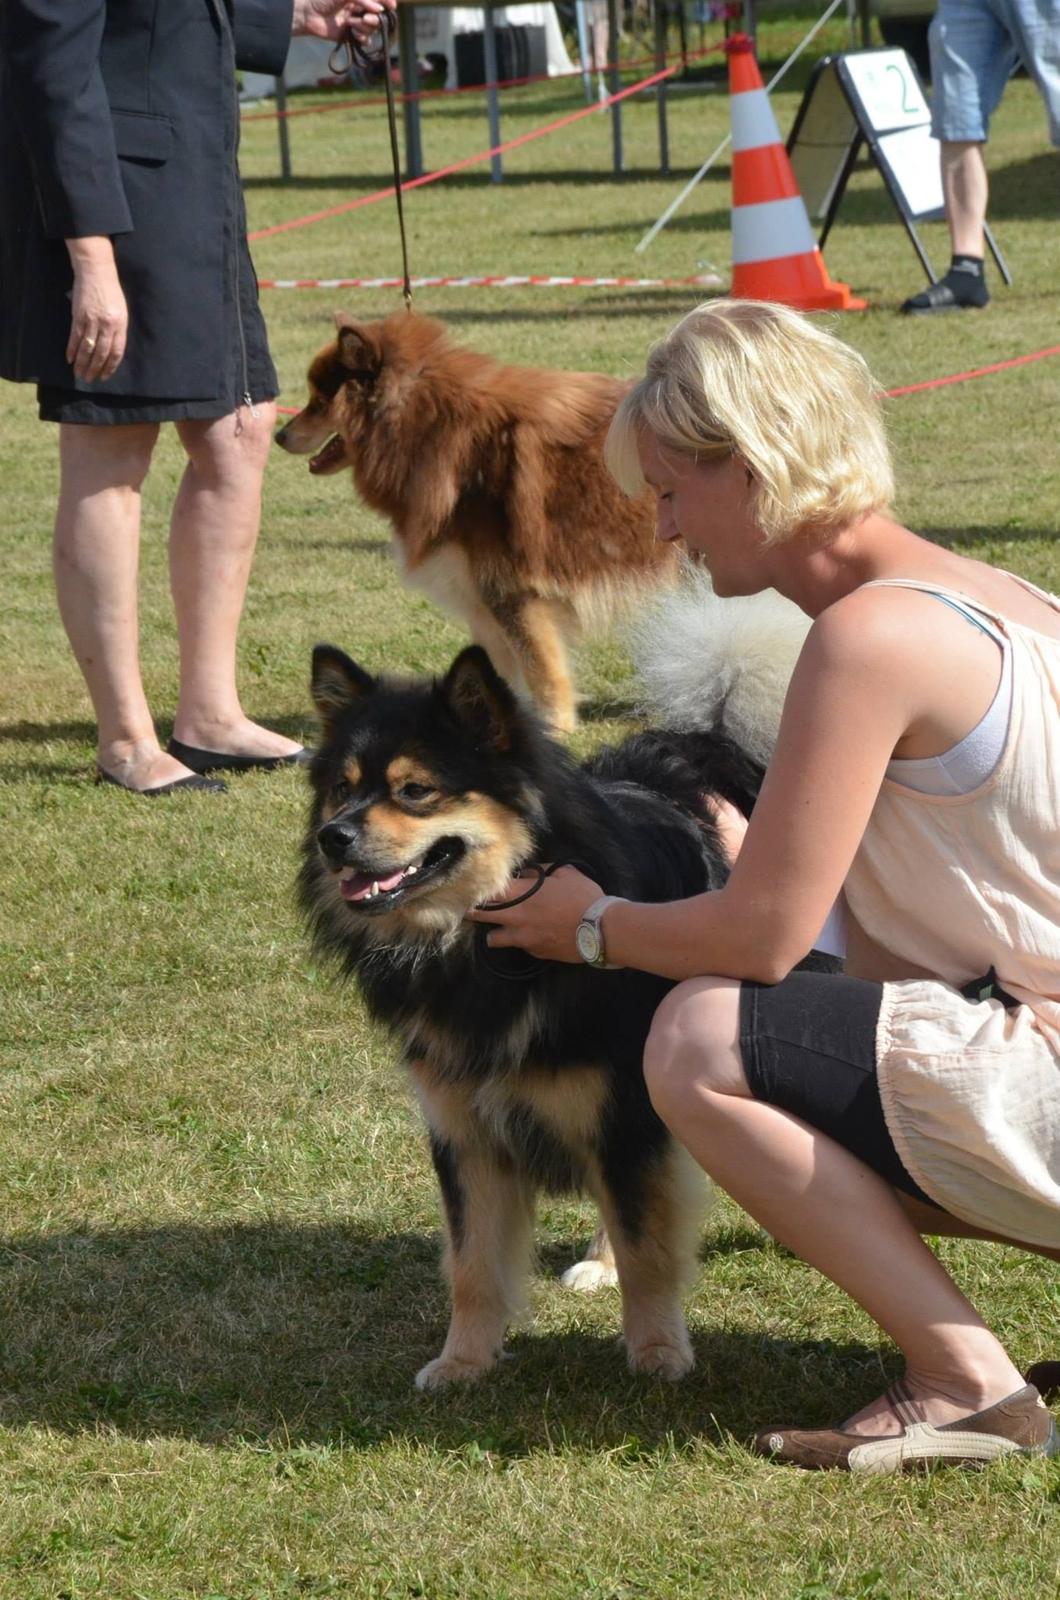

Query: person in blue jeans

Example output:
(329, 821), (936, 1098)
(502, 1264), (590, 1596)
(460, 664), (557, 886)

(901, 0), (1060, 314)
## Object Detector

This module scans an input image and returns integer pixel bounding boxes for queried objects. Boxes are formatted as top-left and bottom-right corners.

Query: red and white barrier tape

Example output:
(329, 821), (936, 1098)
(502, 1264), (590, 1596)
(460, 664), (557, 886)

(258, 272), (722, 290)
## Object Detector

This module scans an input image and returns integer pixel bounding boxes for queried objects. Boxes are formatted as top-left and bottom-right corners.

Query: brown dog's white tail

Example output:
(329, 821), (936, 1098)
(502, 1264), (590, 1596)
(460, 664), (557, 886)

(627, 562), (811, 767)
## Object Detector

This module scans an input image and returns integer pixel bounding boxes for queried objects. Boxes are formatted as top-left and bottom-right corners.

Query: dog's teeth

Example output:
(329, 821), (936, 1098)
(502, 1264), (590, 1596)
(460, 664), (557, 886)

(369, 882), (380, 898)
(406, 864), (417, 876)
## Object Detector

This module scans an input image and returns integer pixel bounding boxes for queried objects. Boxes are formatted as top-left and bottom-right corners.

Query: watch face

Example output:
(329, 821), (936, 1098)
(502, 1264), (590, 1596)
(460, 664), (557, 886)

(576, 921), (601, 964)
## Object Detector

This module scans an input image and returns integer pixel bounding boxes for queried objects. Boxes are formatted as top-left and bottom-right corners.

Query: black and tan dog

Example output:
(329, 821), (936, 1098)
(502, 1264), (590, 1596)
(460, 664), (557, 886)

(300, 643), (767, 1390)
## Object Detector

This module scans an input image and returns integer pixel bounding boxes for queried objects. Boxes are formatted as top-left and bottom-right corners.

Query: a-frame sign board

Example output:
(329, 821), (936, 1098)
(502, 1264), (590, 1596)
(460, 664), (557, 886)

(786, 49), (1010, 286)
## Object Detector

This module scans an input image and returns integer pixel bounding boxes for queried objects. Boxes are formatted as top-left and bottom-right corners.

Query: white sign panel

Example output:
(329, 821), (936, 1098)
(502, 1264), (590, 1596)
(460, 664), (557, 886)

(841, 48), (931, 132)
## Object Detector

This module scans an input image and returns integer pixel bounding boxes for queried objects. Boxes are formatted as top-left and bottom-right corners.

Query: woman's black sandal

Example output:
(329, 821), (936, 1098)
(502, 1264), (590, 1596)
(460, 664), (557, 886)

(166, 737), (312, 775)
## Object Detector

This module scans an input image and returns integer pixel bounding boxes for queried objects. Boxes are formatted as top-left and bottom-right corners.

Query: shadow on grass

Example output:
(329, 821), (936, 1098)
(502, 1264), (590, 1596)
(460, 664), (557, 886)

(0, 718), (97, 746)
(0, 1220), (885, 1453)
(0, 715), (314, 783)
(422, 292), (712, 329)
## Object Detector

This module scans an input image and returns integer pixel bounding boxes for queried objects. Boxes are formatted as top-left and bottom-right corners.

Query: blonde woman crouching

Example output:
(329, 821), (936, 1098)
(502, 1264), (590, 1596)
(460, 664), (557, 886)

(469, 298), (1060, 1473)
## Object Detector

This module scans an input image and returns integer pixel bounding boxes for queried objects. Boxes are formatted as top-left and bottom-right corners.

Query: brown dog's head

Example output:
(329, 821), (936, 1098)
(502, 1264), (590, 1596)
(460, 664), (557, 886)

(274, 312), (453, 474)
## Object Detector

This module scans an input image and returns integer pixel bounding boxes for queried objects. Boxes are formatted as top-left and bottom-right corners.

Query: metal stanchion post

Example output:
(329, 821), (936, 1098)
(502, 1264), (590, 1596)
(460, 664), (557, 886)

(655, 1), (670, 175)
(608, 0), (623, 172)
(398, 5), (423, 179)
(483, 6), (503, 182)
(274, 74), (292, 179)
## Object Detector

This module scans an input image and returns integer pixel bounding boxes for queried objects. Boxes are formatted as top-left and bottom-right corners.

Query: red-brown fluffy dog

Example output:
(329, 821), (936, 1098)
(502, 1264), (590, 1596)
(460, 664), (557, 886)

(275, 312), (675, 731)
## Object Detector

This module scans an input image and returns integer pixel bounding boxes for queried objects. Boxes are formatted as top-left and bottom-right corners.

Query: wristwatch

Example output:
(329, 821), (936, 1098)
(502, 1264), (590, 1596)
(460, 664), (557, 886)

(575, 895), (626, 969)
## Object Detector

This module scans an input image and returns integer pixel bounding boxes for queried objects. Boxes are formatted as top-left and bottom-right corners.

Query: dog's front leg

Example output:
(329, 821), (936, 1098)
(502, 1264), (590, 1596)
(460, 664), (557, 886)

(416, 1129), (535, 1392)
(591, 1140), (709, 1381)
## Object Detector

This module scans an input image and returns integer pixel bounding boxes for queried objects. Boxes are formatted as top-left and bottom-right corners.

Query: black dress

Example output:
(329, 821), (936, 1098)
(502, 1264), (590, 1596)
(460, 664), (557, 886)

(0, 0), (290, 424)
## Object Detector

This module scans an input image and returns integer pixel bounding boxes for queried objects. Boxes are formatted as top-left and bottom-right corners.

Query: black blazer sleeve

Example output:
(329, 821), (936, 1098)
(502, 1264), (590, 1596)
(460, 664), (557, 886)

(0, 0), (132, 239)
(232, 0), (294, 76)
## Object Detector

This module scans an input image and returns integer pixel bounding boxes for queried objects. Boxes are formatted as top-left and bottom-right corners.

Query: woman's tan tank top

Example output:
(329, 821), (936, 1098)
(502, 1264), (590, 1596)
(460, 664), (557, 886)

(842, 576), (1060, 1246)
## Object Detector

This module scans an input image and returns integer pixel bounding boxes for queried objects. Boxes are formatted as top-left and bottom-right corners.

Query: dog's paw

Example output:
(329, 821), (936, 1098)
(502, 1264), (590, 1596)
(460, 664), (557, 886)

(625, 1335), (695, 1382)
(414, 1353), (497, 1391)
(559, 1258), (619, 1292)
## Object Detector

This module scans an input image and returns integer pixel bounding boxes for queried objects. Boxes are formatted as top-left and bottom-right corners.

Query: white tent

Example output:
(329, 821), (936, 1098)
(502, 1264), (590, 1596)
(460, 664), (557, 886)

(240, 6), (574, 99)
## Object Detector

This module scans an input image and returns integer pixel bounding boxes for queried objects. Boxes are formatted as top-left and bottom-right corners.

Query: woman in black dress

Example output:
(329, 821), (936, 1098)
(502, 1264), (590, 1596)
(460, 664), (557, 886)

(0, 0), (391, 793)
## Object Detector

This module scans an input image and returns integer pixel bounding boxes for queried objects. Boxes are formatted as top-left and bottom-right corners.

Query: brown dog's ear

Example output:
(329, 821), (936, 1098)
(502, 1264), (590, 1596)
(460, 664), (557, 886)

(441, 647), (518, 753)
(311, 645), (375, 734)
(334, 319), (382, 378)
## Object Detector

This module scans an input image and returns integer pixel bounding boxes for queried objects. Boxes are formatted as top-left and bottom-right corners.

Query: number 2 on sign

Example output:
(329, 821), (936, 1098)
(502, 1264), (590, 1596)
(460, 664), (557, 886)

(885, 61), (917, 116)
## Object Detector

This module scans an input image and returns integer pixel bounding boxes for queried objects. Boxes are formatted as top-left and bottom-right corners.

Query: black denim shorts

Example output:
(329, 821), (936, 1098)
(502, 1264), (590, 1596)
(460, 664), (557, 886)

(739, 970), (939, 1206)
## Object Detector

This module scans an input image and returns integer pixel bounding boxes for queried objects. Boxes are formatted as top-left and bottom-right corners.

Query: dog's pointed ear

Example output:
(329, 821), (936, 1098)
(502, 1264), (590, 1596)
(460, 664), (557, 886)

(311, 645), (375, 734)
(441, 647), (518, 752)
(334, 316), (382, 377)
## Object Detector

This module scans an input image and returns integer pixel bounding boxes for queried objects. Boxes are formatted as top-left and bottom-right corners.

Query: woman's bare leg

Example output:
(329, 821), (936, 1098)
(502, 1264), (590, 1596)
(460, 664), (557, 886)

(53, 421), (202, 790)
(170, 403), (301, 759)
(643, 977), (1030, 1436)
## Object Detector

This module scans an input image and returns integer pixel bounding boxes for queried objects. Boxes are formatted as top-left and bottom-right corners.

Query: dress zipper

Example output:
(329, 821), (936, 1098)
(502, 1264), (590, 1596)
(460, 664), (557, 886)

(208, 0), (255, 415)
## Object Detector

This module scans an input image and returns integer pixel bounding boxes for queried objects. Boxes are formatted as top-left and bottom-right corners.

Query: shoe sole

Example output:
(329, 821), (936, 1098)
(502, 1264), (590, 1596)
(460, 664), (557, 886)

(901, 301), (990, 316)
(847, 1416), (1059, 1473)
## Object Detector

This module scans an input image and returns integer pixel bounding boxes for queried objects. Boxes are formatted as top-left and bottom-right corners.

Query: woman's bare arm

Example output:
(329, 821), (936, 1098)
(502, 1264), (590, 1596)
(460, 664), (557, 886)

(471, 588), (933, 980)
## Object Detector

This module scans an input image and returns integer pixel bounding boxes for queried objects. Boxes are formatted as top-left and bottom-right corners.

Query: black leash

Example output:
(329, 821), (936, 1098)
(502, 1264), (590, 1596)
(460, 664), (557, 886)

(330, 14), (413, 311)
(475, 860), (598, 981)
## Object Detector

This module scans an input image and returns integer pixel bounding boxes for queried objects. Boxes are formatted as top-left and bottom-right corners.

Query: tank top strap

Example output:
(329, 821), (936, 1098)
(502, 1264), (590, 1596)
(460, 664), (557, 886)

(858, 578), (1006, 644)
(997, 570), (1060, 613)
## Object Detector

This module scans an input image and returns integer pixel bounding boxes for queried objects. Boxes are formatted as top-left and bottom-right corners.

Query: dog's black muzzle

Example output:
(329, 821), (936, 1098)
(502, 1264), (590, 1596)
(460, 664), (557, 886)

(317, 817), (362, 868)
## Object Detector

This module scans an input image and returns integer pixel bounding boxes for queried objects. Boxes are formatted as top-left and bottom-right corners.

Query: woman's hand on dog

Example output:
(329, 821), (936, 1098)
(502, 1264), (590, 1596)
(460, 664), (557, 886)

(468, 866), (603, 963)
(468, 799), (747, 962)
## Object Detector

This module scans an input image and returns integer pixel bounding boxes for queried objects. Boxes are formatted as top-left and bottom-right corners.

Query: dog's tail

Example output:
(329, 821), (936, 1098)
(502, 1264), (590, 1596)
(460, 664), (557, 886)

(625, 562), (811, 767)
(588, 727), (764, 820)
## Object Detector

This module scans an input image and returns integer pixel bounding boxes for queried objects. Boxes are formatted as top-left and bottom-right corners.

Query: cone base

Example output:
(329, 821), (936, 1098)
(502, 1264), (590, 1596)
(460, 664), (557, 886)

(732, 250), (867, 312)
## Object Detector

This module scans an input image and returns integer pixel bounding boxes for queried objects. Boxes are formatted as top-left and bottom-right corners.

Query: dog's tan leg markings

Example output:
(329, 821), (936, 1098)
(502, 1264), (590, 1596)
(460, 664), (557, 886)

(560, 1222), (619, 1291)
(490, 594), (577, 734)
(411, 1068), (535, 1391)
(589, 1146), (709, 1380)
(417, 1145), (535, 1391)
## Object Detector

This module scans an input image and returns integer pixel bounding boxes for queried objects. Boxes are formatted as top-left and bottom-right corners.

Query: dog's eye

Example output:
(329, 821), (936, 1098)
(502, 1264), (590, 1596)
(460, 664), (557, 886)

(397, 782), (436, 804)
(333, 778), (353, 803)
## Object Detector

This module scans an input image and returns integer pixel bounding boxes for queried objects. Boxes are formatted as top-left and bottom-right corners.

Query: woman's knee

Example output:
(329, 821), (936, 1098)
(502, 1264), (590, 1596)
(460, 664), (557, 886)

(177, 402), (277, 488)
(643, 977), (747, 1122)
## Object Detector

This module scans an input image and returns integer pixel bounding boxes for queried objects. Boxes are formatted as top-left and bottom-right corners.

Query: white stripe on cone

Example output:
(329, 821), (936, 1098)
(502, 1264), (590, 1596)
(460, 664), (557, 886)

(730, 88), (781, 154)
(732, 196), (818, 265)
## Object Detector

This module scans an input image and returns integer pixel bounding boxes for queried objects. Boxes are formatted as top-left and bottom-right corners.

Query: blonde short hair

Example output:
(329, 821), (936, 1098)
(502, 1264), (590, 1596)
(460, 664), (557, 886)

(606, 299), (894, 544)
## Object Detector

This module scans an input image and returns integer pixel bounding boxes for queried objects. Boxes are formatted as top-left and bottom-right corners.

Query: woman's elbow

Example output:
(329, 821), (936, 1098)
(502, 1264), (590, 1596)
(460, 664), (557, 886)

(729, 924), (808, 986)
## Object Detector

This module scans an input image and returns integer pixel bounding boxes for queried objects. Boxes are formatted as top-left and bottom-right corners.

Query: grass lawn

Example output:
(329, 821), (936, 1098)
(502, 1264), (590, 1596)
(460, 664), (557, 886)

(1, 9), (1058, 1596)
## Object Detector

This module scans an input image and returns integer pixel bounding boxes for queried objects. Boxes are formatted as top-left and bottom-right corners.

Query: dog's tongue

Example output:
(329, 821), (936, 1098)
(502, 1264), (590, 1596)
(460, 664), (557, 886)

(308, 436), (347, 475)
(341, 867), (409, 901)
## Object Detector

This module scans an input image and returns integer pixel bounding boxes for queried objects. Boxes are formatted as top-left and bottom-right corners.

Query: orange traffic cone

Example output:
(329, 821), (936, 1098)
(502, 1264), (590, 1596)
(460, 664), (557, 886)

(725, 34), (865, 311)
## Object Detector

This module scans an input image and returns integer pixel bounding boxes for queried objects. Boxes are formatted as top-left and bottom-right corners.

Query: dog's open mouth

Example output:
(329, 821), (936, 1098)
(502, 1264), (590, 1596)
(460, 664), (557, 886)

(308, 435), (349, 475)
(335, 837), (466, 911)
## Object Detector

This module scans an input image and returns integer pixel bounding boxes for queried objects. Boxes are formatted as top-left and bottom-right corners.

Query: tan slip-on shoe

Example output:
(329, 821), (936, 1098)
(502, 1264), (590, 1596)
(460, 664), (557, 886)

(753, 1379), (1058, 1473)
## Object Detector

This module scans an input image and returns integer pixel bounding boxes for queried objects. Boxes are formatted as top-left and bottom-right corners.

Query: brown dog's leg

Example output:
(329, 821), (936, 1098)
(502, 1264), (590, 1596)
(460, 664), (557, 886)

(491, 594), (578, 734)
(589, 1144), (709, 1380)
(415, 1128), (536, 1391)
